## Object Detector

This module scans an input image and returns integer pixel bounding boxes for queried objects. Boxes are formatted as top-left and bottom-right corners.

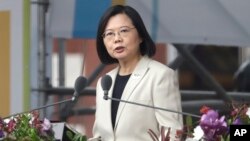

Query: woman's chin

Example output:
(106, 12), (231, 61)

(113, 54), (127, 60)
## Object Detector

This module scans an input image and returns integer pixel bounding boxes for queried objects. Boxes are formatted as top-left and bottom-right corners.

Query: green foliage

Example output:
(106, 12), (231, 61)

(185, 115), (193, 135)
(11, 114), (39, 140)
(66, 130), (87, 141)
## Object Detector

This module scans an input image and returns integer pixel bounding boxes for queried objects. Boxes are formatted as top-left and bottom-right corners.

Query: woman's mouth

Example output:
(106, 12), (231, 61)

(114, 46), (125, 53)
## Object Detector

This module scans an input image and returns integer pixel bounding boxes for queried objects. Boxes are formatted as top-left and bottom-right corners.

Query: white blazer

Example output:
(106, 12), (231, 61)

(91, 56), (183, 141)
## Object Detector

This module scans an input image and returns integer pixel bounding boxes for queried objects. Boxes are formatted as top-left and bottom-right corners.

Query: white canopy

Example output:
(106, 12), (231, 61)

(49, 0), (250, 47)
(127, 0), (250, 47)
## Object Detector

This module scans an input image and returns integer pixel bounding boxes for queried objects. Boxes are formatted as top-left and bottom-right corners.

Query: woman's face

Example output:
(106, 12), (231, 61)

(103, 13), (142, 62)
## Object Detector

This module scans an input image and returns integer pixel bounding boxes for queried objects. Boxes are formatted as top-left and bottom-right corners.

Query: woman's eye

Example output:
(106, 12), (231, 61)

(120, 29), (129, 33)
(105, 32), (114, 37)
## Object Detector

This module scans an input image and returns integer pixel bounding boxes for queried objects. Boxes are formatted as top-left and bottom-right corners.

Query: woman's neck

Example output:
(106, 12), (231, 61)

(118, 55), (142, 75)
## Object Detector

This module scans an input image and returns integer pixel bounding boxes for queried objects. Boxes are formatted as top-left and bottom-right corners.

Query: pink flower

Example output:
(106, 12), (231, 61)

(7, 119), (16, 133)
(41, 118), (52, 131)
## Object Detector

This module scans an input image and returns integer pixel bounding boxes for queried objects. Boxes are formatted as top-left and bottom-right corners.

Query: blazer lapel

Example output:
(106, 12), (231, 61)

(114, 57), (151, 130)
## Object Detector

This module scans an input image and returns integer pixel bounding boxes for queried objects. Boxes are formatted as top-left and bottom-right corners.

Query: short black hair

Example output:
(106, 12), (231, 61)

(96, 5), (156, 64)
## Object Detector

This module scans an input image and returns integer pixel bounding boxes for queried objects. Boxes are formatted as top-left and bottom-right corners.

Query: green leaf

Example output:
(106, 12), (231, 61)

(66, 131), (74, 140)
(226, 134), (230, 141)
(220, 135), (224, 141)
(185, 116), (193, 134)
(72, 134), (87, 141)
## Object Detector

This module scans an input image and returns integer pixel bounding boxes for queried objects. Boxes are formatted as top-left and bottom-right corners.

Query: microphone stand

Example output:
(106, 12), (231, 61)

(4, 76), (87, 120)
(104, 96), (201, 118)
(4, 98), (74, 119)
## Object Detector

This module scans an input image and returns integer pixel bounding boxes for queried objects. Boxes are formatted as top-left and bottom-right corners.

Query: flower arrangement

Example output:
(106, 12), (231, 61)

(0, 111), (88, 141)
(148, 102), (250, 141)
(0, 111), (55, 141)
(186, 102), (250, 141)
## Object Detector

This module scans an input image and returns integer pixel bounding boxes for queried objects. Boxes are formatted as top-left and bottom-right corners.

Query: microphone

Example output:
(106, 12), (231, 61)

(71, 76), (88, 101)
(101, 75), (112, 100)
(100, 75), (200, 118)
(4, 76), (87, 119)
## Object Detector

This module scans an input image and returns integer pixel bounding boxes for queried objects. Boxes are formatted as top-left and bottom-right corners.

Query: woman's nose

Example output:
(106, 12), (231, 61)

(114, 33), (122, 43)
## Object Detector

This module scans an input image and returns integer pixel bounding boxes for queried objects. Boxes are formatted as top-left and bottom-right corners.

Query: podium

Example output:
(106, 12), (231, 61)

(52, 122), (86, 141)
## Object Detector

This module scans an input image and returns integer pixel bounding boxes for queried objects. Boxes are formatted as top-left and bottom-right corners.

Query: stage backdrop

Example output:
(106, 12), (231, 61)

(0, 0), (30, 117)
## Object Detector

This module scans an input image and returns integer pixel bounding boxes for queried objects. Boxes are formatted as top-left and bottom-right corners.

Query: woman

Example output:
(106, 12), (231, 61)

(91, 5), (183, 141)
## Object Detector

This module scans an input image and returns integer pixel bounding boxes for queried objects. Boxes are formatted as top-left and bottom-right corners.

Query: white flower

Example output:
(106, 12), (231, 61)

(185, 137), (196, 141)
(246, 107), (250, 118)
(193, 126), (204, 140)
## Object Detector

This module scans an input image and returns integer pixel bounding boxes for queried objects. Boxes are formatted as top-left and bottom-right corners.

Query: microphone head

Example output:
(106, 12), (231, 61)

(74, 76), (88, 94)
(101, 75), (112, 91)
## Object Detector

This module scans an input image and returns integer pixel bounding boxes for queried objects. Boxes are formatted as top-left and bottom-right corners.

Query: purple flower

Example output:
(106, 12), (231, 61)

(0, 130), (4, 138)
(232, 117), (242, 125)
(199, 110), (228, 141)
